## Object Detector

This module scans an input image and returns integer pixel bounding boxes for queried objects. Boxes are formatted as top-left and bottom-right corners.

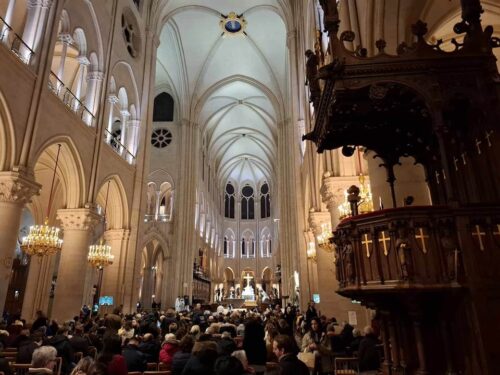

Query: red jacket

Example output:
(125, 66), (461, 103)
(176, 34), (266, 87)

(107, 354), (127, 375)
(159, 341), (179, 367)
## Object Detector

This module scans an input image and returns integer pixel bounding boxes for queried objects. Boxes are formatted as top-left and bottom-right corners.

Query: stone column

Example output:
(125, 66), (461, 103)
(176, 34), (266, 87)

(51, 208), (101, 321)
(106, 95), (119, 143)
(102, 229), (131, 311)
(21, 0), (53, 61)
(0, 171), (40, 314)
(84, 71), (104, 126)
(125, 119), (140, 163)
(119, 110), (130, 157)
(1, 0), (17, 43)
(55, 33), (73, 90)
(73, 56), (89, 111)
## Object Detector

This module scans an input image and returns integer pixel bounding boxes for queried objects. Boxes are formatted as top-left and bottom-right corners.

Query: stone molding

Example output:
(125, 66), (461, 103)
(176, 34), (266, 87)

(104, 228), (131, 242)
(27, 0), (53, 9)
(0, 171), (40, 204)
(57, 208), (102, 231)
(320, 173), (363, 212)
(87, 71), (104, 81)
(127, 119), (141, 128)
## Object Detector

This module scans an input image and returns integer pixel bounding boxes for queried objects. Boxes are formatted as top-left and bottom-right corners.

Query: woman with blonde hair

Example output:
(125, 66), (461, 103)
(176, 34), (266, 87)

(70, 357), (96, 375)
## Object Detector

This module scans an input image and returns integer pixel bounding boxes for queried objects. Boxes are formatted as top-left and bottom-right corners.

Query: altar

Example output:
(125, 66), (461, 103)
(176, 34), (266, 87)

(241, 272), (256, 301)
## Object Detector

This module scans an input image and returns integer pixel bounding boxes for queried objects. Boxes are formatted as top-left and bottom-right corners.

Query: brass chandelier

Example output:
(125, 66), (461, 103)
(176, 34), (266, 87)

(21, 144), (63, 256)
(88, 180), (114, 268)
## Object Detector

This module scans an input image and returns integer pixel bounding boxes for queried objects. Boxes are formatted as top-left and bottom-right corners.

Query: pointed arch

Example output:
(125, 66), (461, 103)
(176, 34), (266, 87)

(96, 175), (130, 229)
(0, 89), (16, 171)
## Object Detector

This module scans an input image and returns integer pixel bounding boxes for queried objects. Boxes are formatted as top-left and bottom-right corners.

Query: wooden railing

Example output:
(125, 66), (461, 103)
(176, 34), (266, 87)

(0, 16), (34, 65)
(48, 71), (95, 127)
(333, 206), (465, 295)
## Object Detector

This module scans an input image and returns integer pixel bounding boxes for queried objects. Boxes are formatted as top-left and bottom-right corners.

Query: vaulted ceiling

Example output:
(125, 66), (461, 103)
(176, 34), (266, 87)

(155, 0), (289, 187)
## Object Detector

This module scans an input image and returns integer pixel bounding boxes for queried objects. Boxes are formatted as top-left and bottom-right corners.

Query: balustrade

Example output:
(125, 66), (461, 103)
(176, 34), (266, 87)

(48, 72), (95, 127)
(103, 128), (136, 165)
(0, 16), (34, 66)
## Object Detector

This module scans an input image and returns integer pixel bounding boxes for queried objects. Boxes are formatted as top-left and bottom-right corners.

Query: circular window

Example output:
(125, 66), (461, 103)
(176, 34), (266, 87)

(242, 186), (254, 198)
(121, 8), (141, 58)
(226, 184), (235, 195)
(151, 128), (172, 149)
(261, 183), (269, 195)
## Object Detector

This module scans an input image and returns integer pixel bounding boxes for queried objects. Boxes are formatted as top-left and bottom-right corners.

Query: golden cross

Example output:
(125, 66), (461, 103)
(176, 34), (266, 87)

(361, 233), (373, 258)
(378, 231), (390, 256)
(493, 224), (500, 238)
(243, 272), (253, 285)
(415, 227), (429, 254)
(472, 225), (486, 251)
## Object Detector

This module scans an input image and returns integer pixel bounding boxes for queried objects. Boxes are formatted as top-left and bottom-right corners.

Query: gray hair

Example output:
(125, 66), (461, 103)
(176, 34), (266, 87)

(32, 346), (57, 368)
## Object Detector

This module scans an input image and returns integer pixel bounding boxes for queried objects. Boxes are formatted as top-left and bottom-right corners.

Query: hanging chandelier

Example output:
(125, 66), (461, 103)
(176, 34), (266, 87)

(88, 180), (114, 269)
(21, 144), (63, 256)
(88, 239), (114, 268)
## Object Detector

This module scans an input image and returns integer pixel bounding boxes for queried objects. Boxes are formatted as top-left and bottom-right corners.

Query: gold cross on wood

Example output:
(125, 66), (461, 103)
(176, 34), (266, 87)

(493, 224), (500, 239)
(361, 233), (373, 258)
(472, 225), (486, 251)
(378, 231), (390, 256)
(415, 227), (429, 254)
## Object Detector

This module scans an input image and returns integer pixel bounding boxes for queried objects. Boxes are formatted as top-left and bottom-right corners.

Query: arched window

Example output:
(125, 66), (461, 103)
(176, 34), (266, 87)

(153, 92), (174, 122)
(223, 237), (228, 257)
(241, 238), (246, 256)
(241, 231), (255, 258)
(224, 183), (235, 218)
(241, 185), (254, 220)
(260, 182), (270, 218)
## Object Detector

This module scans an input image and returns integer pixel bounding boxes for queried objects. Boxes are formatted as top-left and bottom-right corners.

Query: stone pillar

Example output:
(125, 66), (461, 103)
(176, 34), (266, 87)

(0, 171), (40, 314)
(102, 229), (131, 311)
(73, 56), (89, 111)
(106, 95), (119, 142)
(317, 173), (370, 325)
(51, 208), (101, 321)
(84, 71), (104, 126)
(55, 33), (72, 88)
(125, 119), (140, 163)
(21, 0), (53, 61)
(1, 0), (17, 42)
(141, 267), (153, 308)
(119, 110), (130, 157)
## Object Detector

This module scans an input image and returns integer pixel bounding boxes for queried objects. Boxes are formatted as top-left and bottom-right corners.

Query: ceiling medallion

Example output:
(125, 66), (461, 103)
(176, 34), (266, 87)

(220, 12), (247, 36)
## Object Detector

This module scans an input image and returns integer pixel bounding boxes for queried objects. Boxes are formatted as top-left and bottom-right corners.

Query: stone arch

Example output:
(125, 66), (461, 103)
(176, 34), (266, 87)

(393, 156), (432, 206)
(31, 138), (86, 217)
(0, 89), (15, 171)
(96, 175), (129, 229)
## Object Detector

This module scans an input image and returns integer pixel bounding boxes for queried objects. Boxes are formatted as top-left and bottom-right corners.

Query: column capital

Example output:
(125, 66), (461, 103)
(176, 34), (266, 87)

(27, 0), (53, 9)
(127, 119), (141, 128)
(57, 208), (102, 231)
(320, 174), (362, 209)
(108, 95), (119, 104)
(58, 33), (73, 44)
(87, 71), (104, 81)
(77, 55), (90, 65)
(308, 210), (331, 236)
(120, 109), (131, 118)
(104, 228), (131, 241)
(0, 170), (40, 204)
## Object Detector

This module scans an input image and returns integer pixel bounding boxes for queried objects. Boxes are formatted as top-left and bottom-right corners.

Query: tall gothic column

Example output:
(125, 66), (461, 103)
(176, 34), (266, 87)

(125, 119), (140, 163)
(51, 208), (101, 321)
(1, 0), (17, 43)
(0, 171), (40, 314)
(84, 71), (104, 126)
(119, 110), (130, 157)
(106, 95), (119, 143)
(73, 56), (89, 111)
(101, 229), (131, 311)
(21, 0), (53, 62)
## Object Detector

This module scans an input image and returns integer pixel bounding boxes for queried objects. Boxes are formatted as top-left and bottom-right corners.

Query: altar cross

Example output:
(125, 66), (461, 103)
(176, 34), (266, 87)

(243, 272), (253, 286)
(472, 225), (486, 251)
(361, 233), (373, 258)
(414, 227), (429, 254)
(378, 231), (390, 256)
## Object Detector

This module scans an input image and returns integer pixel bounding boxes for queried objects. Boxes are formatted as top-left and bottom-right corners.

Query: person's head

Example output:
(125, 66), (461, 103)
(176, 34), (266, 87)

(195, 303), (202, 310)
(192, 341), (218, 364)
(305, 49), (314, 58)
(143, 333), (153, 342)
(32, 331), (44, 345)
(70, 356), (95, 375)
(231, 350), (249, 369)
(179, 335), (194, 353)
(20, 328), (30, 336)
(352, 328), (361, 338)
(168, 322), (178, 333)
(74, 324), (84, 335)
(32, 345), (57, 369)
(214, 355), (244, 375)
(310, 317), (321, 332)
(57, 325), (70, 336)
(190, 325), (200, 335)
(164, 333), (176, 343)
(273, 335), (296, 359)
(363, 326), (374, 336)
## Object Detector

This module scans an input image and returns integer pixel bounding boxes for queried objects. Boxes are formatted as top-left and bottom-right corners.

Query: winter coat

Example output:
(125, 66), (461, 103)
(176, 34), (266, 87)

(159, 340), (180, 367)
(171, 351), (191, 375)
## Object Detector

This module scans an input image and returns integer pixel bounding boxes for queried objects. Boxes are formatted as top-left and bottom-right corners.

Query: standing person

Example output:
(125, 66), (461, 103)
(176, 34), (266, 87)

(305, 302), (318, 325)
(242, 318), (266, 374)
(301, 317), (330, 374)
(358, 326), (380, 375)
(47, 325), (74, 375)
(31, 311), (49, 334)
(273, 335), (309, 375)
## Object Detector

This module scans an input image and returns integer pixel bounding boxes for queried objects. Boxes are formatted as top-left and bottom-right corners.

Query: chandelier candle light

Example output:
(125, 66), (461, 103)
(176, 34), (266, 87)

(21, 144), (64, 256)
(88, 180), (114, 268)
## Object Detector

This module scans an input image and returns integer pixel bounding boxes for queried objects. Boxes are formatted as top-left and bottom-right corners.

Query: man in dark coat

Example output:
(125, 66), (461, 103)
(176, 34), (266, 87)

(47, 325), (74, 375)
(138, 333), (160, 363)
(273, 335), (309, 375)
(123, 337), (147, 372)
(16, 332), (43, 364)
(69, 324), (90, 357)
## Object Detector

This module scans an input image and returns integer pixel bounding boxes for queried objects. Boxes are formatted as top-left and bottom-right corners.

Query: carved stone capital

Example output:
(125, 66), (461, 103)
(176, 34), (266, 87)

(58, 33), (73, 44)
(27, 0), (53, 9)
(108, 95), (119, 104)
(308, 210), (331, 236)
(104, 229), (131, 242)
(0, 171), (40, 204)
(57, 208), (102, 231)
(87, 71), (104, 81)
(320, 175), (363, 212)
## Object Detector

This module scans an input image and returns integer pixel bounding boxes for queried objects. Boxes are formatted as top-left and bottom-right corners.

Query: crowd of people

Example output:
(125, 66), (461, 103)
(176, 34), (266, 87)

(0, 302), (381, 375)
